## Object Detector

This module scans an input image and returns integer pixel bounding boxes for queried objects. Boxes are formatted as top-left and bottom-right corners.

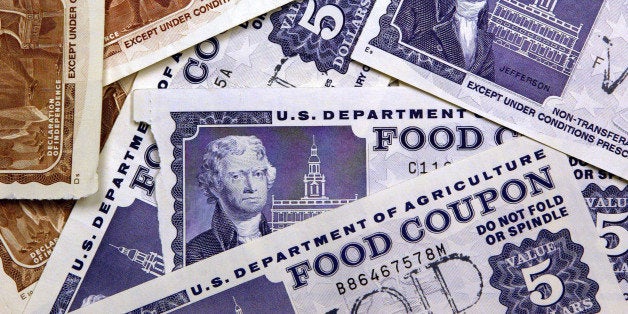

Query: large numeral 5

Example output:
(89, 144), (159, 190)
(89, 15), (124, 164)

(297, 0), (344, 40)
(596, 212), (628, 256)
(521, 259), (564, 306)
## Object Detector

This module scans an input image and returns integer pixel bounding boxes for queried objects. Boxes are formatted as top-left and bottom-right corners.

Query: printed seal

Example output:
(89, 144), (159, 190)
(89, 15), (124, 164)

(268, 0), (375, 74)
(582, 183), (628, 284)
(488, 228), (600, 313)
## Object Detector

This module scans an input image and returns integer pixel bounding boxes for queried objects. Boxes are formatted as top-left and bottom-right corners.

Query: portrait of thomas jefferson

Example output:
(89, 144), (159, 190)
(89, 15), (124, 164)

(397, 0), (495, 80)
(186, 135), (276, 265)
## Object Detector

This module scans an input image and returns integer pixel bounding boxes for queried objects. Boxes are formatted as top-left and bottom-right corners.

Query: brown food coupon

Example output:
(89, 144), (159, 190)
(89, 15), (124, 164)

(102, 0), (291, 85)
(0, 199), (72, 311)
(0, 0), (104, 199)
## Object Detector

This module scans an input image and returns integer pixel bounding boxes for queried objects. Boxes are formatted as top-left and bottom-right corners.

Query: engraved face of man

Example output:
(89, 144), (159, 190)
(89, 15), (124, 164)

(198, 136), (276, 222)
(215, 149), (270, 219)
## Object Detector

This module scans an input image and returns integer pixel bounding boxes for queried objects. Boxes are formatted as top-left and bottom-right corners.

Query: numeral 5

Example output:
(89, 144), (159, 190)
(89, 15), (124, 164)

(298, 0), (344, 40)
(596, 212), (628, 256)
(521, 259), (564, 306)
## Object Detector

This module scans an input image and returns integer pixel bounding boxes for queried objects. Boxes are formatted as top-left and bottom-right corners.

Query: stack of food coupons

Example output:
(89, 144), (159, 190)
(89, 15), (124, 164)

(0, 0), (625, 313)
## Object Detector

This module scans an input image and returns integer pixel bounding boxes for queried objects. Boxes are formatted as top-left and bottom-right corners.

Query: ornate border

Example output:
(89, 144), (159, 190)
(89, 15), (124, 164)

(169, 111), (273, 268)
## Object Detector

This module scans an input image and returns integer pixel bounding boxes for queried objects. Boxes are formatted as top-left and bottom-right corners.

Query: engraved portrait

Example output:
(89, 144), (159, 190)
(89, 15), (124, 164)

(186, 135), (276, 265)
(394, 0), (495, 80)
(0, 0), (64, 171)
(179, 124), (366, 269)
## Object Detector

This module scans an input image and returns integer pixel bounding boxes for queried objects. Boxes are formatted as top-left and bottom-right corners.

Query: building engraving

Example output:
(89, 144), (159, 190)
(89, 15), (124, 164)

(488, 0), (582, 76)
(270, 136), (358, 231)
(109, 244), (165, 277)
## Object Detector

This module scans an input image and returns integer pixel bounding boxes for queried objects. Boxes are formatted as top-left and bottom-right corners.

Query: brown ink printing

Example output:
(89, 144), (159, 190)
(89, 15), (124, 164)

(101, 80), (131, 150)
(0, 78), (131, 300)
(104, 0), (192, 57)
(0, 200), (71, 293)
(0, 0), (76, 185)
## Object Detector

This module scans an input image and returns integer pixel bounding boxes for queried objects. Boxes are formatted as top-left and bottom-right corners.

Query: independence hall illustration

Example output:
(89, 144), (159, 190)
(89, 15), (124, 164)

(270, 137), (358, 231)
(487, 0), (582, 76)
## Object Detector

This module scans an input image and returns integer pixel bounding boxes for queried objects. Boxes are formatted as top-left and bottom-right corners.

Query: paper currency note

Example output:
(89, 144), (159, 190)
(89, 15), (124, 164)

(0, 199), (72, 312)
(0, 0), (104, 199)
(0, 75), (135, 313)
(135, 11), (390, 89)
(262, 0), (626, 178)
(135, 87), (628, 302)
(102, 0), (297, 85)
(132, 87), (519, 272)
(78, 138), (625, 313)
(24, 23), (390, 312)
(349, 0), (627, 178)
